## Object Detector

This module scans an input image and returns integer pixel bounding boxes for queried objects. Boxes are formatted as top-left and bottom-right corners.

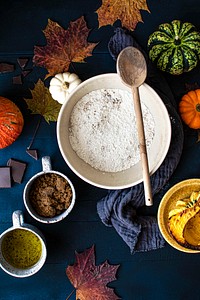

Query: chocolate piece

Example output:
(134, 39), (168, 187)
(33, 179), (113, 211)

(0, 63), (15, 73)
(17, 58), (29, 69)
(0, 167), (11, 188)
(22, 70), (32, 77)
(26, 149), (38, 160)
(13, 75), (22, 85)
(7, 159), (27, 184)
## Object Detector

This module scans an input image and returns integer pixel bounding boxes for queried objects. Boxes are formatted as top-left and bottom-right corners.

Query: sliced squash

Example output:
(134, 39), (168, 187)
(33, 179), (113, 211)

(168, 191), (200, 249)
(184, 212), (200, 247)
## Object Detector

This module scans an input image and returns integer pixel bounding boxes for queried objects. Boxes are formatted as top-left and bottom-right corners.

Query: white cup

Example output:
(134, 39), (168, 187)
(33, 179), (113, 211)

(0, 210), (47, 277)
(23, 156), (76, 223)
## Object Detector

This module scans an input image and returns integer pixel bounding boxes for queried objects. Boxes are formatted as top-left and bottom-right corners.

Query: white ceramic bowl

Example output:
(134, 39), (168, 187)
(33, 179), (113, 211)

(57, 73), (171, 189)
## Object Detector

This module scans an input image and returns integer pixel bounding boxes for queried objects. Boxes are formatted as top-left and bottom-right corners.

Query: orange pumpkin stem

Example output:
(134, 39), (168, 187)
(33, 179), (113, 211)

(196, 103), (200, 112)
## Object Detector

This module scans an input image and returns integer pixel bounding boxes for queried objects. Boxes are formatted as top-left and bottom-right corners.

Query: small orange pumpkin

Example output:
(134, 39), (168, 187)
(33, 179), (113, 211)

(179, 89), (200, 129)
(0, 96), (24, 149)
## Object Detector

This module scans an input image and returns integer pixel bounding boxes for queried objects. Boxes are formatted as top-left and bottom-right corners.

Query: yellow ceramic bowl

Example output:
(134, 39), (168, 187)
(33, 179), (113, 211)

(158, 178), (200, 253)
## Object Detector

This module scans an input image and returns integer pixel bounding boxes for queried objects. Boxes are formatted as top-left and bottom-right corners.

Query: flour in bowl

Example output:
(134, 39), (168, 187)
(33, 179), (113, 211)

(69, 89), (155, 172)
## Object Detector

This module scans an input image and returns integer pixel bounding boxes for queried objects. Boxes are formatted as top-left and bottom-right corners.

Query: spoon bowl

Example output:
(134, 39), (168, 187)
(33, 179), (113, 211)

(117, 47), (147, 87)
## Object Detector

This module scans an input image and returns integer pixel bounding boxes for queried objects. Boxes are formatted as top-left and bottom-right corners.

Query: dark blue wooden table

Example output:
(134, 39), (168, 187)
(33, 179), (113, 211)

(1, 1), (200, 299)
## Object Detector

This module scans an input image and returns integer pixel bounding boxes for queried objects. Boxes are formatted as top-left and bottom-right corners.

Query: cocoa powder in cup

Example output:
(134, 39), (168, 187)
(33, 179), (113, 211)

(29, 173), (72, 218)
(23, 156), (76, 224)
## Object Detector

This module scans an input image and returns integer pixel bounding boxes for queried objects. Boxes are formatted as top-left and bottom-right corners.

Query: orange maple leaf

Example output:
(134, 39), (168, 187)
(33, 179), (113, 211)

(33, 16), (97, 78)
(96, 0), (150, 31)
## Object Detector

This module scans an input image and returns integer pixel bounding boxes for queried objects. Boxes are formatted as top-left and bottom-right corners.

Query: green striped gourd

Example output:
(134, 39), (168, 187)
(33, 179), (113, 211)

(147, 20), (200, 75)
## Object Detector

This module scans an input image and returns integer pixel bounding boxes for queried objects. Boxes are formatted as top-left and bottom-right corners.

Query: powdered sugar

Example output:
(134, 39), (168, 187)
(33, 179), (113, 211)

(69, 89), (155, 172)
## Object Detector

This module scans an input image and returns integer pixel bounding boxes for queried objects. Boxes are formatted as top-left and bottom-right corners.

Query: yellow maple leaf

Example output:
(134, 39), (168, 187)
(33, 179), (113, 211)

(96, 0), (150, 31)
(24, 79), (61, 123)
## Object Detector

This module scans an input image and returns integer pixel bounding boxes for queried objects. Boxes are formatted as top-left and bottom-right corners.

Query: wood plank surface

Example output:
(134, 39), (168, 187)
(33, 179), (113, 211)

(1, 1), (200, 299)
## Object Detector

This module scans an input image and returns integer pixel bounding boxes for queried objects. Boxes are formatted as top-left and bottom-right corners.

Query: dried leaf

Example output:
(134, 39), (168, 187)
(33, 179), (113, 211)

(66, 245), (120, 300)
(96, 0), (150, 31)
(24, 79), (61, 123)
(33, 16), (97, 77)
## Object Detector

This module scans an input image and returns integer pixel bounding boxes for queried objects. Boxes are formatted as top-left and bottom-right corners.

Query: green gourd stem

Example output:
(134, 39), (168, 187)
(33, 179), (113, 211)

(174, 35), (181, 45)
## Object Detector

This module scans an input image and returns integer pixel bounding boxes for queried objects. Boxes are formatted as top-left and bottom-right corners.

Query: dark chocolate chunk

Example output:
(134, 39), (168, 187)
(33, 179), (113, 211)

(7, 159), (27, 184)
(22, 70), (32, 77)
(26, 149), (38, 160)
(0, 63), (15, 73)
(13, 75), (22, 85)
(17, 58), (29, 69)
(0, 167), (11, 188)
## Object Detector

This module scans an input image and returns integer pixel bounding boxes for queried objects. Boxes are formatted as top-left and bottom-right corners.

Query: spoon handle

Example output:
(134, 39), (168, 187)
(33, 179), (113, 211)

(132, 86), (153, 206)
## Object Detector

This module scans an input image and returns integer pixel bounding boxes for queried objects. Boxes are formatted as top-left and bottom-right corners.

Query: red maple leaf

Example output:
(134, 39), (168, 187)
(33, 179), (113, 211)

(66, 245), (120, 300)
(33, 16), (97, 78)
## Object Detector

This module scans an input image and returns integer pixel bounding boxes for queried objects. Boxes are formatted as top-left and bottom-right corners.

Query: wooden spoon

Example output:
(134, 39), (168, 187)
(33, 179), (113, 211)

(117, 46), (153, 206)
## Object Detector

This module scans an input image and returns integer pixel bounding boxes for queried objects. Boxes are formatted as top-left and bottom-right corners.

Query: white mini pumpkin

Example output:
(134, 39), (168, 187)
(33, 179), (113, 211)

(49, 72), (82, 104)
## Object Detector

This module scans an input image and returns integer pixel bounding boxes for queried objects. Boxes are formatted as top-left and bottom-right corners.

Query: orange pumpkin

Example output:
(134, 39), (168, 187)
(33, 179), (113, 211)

(0, 96), (24, 149)
(179, 89), (200, 129)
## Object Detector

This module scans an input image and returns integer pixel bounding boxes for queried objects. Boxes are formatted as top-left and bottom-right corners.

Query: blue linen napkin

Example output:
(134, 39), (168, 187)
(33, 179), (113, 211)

(97, 28), (184, 253)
